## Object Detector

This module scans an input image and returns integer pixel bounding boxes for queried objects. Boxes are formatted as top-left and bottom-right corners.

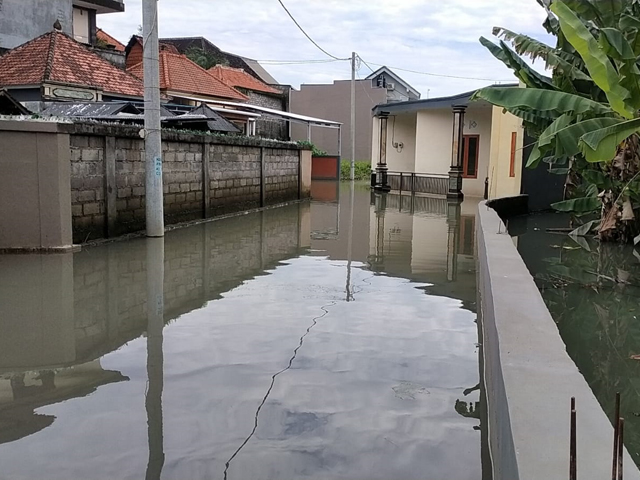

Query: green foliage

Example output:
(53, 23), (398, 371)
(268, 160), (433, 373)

(296, 140), (327, 156)
(185, 47), (228, 70)
(340, 161), (371, 181)
(475, 0), (640, 242)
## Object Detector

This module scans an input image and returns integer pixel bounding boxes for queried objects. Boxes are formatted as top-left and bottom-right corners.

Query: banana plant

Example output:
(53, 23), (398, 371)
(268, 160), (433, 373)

(473, 0), (640, 243)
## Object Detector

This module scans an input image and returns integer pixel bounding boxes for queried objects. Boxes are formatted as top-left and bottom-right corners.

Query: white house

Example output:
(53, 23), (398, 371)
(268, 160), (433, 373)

(371, 85), (524, 199)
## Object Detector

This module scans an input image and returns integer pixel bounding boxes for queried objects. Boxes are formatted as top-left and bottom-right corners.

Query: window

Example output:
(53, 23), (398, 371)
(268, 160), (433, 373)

(509, 131), (517, 177)
(461, 135), (479, 178)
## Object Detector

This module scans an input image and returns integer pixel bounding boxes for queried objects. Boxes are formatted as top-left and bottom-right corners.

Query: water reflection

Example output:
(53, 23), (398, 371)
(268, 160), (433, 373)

(0, 186), (484, 480)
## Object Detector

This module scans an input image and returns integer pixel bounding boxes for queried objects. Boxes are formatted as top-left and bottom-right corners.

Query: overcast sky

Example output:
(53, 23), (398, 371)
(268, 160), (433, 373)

(99, 0), (553, 98)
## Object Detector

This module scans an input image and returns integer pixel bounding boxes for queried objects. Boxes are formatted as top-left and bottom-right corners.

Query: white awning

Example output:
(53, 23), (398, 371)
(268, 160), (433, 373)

(174, 95), (341, 128)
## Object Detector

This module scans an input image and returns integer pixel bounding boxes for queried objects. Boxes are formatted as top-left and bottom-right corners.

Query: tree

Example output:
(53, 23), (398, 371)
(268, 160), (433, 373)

(185, 47), (228, 70)
(473, 0), (640, 243)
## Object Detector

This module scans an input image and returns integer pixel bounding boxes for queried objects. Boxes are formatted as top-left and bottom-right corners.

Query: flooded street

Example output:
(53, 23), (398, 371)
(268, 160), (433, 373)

(0, 183), (483, 480)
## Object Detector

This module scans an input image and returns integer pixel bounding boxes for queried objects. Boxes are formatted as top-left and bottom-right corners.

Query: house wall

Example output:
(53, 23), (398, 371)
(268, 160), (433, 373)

(376, 104), (493, 198)
(462, 104), (493, 198)
(0, 0), (73, 49)
(290, 79), (386, 160)
(372, 112), (416, 173)
(487, 106), (523, 200)
(245, 90), (287, 140)
(414, 109), (453, 175)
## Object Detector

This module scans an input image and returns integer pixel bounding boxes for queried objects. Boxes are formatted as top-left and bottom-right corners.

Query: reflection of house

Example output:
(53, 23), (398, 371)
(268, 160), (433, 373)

(0, 0), (124, 52)
(0, 30), (143, 103)
(371, 85), (523, 198)
(0, 360), (128, 445)
(291, 67), (419, 160)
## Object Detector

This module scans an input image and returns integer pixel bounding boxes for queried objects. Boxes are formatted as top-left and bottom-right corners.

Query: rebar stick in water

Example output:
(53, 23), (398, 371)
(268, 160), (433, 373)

(618, 418), (625, 480)
(613, 392), (621, 480)
(570, 397), (577, 480)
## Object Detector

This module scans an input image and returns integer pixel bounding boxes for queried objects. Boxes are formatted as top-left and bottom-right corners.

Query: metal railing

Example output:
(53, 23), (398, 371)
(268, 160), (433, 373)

(386, 171), (448, 196)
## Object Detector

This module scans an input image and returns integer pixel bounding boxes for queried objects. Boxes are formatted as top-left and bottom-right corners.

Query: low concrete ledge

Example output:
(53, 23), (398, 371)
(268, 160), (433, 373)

(477, 199), (640, 480)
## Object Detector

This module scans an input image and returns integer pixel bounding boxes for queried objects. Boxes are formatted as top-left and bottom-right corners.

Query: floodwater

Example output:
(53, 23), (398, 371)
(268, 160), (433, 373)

(512, 212), (640, 468)
(0, 182), (484, 480)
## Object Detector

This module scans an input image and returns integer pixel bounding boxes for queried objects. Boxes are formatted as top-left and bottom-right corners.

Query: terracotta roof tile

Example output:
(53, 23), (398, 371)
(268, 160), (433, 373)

(0, 31), (144, 98)
(128, 51), (248, 101)
(209, 65), (281, 95)
(96, 29), (125, 52)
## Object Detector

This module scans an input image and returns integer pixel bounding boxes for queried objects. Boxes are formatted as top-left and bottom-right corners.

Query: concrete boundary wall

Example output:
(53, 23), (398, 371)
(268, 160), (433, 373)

(0, 120), (312, 248)
(476, 199), (640, 480)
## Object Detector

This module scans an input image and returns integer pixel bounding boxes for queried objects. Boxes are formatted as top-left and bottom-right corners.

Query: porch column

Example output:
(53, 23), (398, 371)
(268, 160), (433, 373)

(374, 112), (391, 192)
(447, 105), (466, 200)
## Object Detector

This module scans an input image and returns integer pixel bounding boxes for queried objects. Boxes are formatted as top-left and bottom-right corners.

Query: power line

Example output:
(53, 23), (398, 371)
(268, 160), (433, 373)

(256, 58), (347, 65)
(359, 56), (376, 74)
(275, 0), (349, 61)
(363, 60), (512, 82)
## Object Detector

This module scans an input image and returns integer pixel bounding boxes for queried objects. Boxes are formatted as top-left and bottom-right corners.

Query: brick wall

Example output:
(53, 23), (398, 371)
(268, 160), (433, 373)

(246, 90), (288, 140)
(69, 123), (308, 243)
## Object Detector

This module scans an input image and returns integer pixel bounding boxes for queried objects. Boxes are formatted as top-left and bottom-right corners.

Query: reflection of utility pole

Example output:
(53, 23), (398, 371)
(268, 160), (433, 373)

(446, 199), (462, 282)
(145, 237), (164, 480)
(346, 180), (355, 301)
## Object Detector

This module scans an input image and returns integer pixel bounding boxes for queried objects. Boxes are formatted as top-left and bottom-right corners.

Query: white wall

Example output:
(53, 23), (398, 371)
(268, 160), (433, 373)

(72, 7), (90, 43)
(415, 109), (452, 175)
(462, 104), (493, 198)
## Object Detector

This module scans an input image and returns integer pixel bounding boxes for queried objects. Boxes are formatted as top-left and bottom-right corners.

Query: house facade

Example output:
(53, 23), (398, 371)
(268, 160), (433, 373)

(0, 0), (124, 52)
(290, 67), (419, 160)
(209, 65), (288, 139)
(371, 86), (523, 199)
(366, 66), (421, 103)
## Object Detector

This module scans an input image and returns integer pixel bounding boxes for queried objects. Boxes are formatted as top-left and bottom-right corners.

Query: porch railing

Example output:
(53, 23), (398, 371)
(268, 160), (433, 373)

(386, 171), (449, 196)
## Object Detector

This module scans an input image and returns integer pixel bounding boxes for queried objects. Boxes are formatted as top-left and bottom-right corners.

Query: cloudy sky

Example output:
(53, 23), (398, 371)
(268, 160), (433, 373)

(99, 0), (554, 98)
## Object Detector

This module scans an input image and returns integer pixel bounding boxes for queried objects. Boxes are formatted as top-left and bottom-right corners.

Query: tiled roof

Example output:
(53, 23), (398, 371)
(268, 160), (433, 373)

(128, 51), (248, 101)
(0, 31), (144, 98)
(209, 65), (281, 95)
(96, 29), (125, 52)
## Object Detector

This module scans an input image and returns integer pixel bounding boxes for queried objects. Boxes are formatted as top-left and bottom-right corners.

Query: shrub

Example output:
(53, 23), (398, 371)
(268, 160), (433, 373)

(296, 140), (327, 157)
(340, 161), (371, 181)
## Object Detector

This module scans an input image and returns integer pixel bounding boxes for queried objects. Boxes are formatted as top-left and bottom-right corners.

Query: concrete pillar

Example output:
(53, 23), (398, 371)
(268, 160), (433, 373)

(105, 136), (117, 237)
(448, 105), (466, 200)
(374, 113), (390, 192)
(299, 149), (312, 198)
(202, 142), (211, 218)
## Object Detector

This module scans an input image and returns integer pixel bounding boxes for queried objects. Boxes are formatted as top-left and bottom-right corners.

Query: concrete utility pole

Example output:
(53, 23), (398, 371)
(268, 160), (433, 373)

(143, 0), (164, 237)
(350, 51), (356, 181)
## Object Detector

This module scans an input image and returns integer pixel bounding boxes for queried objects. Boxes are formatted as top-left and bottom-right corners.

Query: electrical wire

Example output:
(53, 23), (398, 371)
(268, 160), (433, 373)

(256, 58), (347, 65)
(362, 60), (512, 82)
(275, 0), (350, 61)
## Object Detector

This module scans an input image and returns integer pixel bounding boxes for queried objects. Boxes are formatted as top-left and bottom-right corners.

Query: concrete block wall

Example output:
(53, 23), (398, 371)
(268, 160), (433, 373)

(69, 123), (309, 243)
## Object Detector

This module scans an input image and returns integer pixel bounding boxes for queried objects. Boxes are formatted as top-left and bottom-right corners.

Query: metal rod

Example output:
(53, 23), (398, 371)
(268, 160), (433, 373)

(613, 392), (621, 480)
(350, 51), (356, 181)
(618, 418), (625, 480)
(570, 397), (577, 480)
(143, 0), (164, 237)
